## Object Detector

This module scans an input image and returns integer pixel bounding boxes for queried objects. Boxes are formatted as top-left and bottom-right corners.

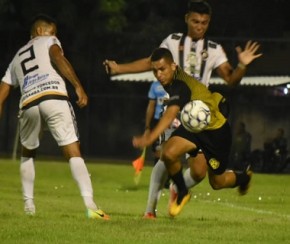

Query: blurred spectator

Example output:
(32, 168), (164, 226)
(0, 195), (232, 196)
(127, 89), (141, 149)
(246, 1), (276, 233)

(263, 128), (288, 172)
(272, 128), (288, 156)
(229, 122), (252, 172)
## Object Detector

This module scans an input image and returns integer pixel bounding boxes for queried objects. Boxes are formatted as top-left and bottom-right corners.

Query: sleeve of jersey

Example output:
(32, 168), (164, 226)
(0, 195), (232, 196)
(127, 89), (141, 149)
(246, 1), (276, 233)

(1, 62), (18, 87)
(167, 81), (191, 109)
(213, 44), (228, 68)
(148, 82), (156, 100)
(47, 36), (62, 50)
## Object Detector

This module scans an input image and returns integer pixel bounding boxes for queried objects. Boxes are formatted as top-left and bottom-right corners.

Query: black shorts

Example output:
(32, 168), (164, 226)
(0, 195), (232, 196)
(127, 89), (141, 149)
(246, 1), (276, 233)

(171, 122), (232, 175)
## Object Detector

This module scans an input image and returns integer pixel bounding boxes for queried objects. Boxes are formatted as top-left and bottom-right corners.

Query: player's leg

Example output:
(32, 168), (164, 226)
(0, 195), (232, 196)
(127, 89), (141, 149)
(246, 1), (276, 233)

(144, 159), (168, 218)
(204, 122), (252, 194)
(169, 152), (207, 204)
(18, 106), (41, 215)
(42, 100), (109, 219)
(144, 133), (170, 218)
(20, 147), (37, 215)
(186, 153), (207, 186)
(208, 168), (252, 195)
(162, 136), (195, 216)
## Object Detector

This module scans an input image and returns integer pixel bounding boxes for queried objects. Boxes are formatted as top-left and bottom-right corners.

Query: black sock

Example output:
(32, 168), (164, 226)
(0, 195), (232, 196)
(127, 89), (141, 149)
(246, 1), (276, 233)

(234, 171), (250, 187)
(170, 169), (188, 204)
(153, 157), (159, 165)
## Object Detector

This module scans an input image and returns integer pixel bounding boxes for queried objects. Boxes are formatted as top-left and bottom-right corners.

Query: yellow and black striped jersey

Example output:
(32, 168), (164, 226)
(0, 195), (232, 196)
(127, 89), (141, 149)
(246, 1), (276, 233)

(164, 66), (226, 130)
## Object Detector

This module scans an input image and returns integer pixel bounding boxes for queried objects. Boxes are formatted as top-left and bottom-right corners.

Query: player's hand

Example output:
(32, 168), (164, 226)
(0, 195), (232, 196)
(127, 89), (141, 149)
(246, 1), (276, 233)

(103, 59), (119, 75)
(236, 40), (262, 66)
(75, 87), (88, 108)
(132, 135), (151, 149)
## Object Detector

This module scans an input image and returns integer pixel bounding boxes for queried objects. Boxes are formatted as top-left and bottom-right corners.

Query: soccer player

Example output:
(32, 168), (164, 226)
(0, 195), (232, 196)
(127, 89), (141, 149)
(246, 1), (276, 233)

(133, 47), (252, 217)
(144, 80), (170, 165)
(0, 14), (109, 220)
(104, 0), (262, 218)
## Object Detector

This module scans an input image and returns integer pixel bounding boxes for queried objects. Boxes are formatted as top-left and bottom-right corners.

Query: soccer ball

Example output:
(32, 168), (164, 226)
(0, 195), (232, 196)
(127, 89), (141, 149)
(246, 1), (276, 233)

(180, 100), (211, 133)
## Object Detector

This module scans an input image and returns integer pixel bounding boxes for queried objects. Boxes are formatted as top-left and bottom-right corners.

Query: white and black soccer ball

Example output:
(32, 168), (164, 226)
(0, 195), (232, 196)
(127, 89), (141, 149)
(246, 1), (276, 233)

(180, 100), (211, 133)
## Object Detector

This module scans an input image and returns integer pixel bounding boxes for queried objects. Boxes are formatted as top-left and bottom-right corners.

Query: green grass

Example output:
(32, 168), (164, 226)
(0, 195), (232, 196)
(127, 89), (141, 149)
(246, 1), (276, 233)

(0, 159), (290, 244)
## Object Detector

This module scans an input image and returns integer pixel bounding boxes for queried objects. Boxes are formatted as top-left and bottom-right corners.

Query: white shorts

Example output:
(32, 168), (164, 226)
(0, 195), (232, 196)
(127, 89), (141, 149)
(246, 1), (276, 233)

(18, 100), (79, 150)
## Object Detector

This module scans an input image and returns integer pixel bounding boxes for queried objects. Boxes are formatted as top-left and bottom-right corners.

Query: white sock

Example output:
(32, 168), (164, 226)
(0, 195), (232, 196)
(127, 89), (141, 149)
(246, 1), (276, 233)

(183, 168), (198, 189)
(172, 168), (199, 193)
(20, 157), (35, 208)
(69, 157), (97, 210)
(145, 159), (168, 214)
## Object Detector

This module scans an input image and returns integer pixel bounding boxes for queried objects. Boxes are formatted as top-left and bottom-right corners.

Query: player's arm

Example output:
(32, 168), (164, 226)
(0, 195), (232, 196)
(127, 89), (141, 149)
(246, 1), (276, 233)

(49, 44), (88, 108)
(216, 41), (262, 87)
(0, 82), (12, 118)
(144, 99), (156, 131)
(103, 57), (152, 75)
(133, 105), (179, 149)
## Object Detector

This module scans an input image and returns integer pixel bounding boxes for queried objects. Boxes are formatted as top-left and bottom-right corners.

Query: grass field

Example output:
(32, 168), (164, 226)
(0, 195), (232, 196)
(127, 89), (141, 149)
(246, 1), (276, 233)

(0, 158), (290, 244)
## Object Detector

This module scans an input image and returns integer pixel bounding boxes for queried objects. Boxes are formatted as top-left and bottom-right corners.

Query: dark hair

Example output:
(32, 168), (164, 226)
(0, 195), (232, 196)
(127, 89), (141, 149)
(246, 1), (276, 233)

(150, 48), (174, 63)
(187, 0), (212, 15)
(30, 13), (57, 27)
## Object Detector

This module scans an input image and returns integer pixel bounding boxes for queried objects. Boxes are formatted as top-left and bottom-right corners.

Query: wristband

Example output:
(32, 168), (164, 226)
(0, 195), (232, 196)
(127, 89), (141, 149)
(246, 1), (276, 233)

(238, 62), (247, 70)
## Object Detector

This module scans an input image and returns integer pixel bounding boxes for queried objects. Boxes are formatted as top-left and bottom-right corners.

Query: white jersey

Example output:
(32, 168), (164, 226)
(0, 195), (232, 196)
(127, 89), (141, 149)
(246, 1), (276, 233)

(160, 33), (228, 87)
(2, 36), (68, 109)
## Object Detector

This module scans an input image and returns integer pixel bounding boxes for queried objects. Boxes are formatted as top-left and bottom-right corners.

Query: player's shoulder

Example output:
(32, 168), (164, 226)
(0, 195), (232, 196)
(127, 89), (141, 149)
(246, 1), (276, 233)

(168, 33), (183, 40)
(33, 36), (61, 46)
(207, 39), (222, 49)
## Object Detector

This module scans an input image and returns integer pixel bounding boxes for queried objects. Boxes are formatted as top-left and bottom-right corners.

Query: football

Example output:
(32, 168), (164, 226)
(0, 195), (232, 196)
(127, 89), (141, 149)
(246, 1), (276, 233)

(180, 100), (211, 133)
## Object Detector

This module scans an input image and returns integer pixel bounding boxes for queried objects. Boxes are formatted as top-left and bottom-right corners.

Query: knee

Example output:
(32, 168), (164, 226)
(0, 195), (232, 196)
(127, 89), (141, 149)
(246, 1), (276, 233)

(21, 146), (36, 158)
(161, 149), (176, 165)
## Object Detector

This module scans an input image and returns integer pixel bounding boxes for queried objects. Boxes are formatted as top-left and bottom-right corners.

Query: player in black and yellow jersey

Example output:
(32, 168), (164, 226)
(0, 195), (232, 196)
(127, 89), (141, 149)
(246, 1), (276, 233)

(133, 48), (252, 217)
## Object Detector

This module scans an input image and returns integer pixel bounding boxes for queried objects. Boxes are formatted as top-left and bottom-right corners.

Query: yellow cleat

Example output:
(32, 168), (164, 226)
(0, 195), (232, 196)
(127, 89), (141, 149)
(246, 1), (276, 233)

(87, 209), (110, 220)
(169, 192), (191, 217)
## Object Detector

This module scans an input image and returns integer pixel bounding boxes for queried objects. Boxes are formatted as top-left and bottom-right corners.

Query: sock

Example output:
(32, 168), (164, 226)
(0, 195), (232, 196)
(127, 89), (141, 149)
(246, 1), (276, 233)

(233, 171), (250, 187)
(183, 168), (198, 189)
(153, 157), (159, 165)
(145, 159), (168, 214)
(170, 168), (188, 204)
(20, 157), (35, 209)
(69, 157), (97, 210)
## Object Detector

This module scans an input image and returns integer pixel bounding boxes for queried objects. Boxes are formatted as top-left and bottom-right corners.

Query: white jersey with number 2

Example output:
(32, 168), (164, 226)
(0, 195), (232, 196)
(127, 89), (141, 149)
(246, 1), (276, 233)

(2, 36), (68, 109)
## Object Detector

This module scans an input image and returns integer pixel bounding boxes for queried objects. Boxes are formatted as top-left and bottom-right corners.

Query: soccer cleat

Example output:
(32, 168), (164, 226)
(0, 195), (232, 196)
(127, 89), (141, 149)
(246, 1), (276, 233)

(24, 200), (35, 216)
(169, 192), (191, 217)
(24, 206), (35, 216)
(168, 183), (178, 209)
(238, 168), (253, 195)
(87, 208), (110, 220)
(143, 212), (156, 219)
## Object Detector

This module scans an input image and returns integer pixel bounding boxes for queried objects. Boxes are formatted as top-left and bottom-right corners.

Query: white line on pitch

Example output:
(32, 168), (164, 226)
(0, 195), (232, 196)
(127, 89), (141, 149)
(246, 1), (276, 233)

(202, 200), (290, 220)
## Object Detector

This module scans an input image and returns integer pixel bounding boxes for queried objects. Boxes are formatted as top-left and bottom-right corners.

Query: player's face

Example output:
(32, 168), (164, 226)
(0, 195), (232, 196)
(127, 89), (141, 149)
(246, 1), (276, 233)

(151, 58), (176, 87)
(185, 12), (210, 40)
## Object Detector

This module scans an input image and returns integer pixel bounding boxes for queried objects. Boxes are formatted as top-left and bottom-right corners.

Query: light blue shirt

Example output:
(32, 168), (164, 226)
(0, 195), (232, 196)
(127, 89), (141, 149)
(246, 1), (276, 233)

(148, 81), (169, 119)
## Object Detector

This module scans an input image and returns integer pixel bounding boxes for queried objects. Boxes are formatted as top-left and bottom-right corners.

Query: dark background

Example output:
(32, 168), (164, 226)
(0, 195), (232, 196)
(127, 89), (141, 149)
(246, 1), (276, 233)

(0, 0), (290, 160)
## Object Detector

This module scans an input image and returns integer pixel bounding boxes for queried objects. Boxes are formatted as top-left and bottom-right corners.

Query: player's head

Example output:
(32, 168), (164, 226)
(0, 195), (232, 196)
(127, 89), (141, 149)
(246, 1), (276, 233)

(150, 48), (177, 87)
(30, 14), (57, 38)
(187, 0), (212, 16)
(185, 0), (211, 39)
